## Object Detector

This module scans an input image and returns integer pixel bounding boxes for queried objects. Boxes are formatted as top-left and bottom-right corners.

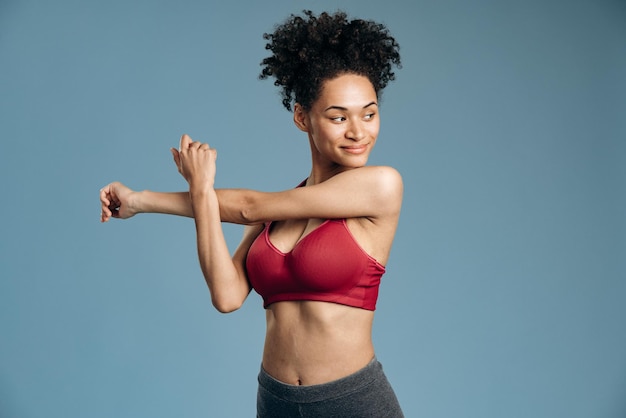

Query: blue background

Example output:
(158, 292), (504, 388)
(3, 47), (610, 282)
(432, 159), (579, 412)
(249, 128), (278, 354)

(1, 0), (625, 417)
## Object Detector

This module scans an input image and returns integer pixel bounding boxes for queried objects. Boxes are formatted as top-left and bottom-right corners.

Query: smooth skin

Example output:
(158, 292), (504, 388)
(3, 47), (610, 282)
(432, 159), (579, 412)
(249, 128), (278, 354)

(100, 74), (403, 385)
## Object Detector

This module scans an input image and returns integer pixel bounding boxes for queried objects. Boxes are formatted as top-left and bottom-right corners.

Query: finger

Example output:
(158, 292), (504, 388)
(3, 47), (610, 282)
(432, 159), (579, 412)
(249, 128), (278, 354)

(100, 192), (110, 207)
(170, 148), (181, 167)
(100, 186), (111, 215)
(100, 199), (110, 216)
(100, 201), (111, 222)
(99, 183), (121, 222)
(179, 134), (192, 152)
(99, 187), (112, 209)
(172, 148), (184, 174)
(190, 141), (206, 150)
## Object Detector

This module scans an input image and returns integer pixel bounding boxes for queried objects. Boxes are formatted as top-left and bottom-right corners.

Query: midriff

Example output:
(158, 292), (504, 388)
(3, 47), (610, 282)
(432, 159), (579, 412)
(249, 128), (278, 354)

(261, 300), (375, 386)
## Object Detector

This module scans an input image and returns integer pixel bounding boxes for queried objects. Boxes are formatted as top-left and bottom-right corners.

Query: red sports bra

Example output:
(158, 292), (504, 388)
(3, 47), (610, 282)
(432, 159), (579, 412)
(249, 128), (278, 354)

(246, 219), (385, 310)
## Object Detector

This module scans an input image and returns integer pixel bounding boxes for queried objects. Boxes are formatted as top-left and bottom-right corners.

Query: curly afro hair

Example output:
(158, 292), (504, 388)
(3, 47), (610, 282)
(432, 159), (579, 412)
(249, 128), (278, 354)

(259, 10), (401, 112)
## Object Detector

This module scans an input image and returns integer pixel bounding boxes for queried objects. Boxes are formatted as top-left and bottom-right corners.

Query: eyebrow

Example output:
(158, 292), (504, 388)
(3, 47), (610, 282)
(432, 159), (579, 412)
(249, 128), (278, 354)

(323, 101), (378, 112)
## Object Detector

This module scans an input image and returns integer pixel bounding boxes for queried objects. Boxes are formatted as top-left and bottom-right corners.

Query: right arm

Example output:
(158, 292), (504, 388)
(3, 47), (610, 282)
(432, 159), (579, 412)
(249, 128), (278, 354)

(99, 184), (255, 224)
(100, 183), (193, 222)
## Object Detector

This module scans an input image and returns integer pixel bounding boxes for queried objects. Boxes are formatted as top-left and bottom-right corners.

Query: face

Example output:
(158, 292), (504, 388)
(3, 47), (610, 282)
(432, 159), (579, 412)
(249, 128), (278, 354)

(294, 74), (380, 171)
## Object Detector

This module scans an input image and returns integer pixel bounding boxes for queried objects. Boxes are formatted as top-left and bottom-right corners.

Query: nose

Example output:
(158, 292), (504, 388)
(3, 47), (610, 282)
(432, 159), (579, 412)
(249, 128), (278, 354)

(346, 120), (365, 141)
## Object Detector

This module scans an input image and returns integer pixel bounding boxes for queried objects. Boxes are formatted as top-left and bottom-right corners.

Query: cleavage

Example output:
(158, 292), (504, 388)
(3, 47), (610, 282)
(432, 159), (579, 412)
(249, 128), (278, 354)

(268, 219), (325, 253)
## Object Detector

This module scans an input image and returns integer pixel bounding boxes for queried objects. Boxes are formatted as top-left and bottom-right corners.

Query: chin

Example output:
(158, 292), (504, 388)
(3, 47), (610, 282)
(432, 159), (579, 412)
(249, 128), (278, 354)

(344, 159), (369, 168)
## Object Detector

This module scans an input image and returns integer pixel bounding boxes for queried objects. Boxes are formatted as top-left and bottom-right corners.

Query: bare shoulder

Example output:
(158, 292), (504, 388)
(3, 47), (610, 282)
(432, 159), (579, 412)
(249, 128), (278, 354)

(335, 165), (402, 189)
(342, 167), (403, 262)
(242, 166), (402, 223)
(360, 165), (403, 193)
(335, 166), (403, 214)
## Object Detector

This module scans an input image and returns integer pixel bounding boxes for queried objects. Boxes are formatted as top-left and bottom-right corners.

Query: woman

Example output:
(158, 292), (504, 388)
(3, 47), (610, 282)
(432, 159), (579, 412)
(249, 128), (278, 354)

(100, 10), (403, 417)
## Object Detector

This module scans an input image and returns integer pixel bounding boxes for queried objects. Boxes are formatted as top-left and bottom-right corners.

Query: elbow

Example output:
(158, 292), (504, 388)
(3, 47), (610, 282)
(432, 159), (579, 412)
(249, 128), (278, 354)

(239, 191), (261, 224)
(211, 296), (244, 314)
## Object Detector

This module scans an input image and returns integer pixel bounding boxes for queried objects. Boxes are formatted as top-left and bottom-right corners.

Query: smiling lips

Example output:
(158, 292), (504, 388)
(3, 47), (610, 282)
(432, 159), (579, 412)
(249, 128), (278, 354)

(342, 144), (369, 155)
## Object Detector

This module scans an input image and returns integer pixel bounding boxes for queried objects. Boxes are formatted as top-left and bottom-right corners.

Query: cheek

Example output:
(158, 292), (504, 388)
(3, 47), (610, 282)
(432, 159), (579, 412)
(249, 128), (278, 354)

(368, 122), (380, 138)
(316, 125), (341, 142)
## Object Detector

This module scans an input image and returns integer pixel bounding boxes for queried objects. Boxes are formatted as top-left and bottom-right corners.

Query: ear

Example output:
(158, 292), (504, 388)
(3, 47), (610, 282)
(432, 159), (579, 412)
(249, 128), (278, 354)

(293, 103), (309, 132)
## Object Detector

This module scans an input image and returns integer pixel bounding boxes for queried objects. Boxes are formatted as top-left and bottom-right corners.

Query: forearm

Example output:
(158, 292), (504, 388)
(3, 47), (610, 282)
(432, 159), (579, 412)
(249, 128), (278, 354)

(190, 188), (249, 312)
(135, 189), (257, 224)
(135, 190), (193, 217)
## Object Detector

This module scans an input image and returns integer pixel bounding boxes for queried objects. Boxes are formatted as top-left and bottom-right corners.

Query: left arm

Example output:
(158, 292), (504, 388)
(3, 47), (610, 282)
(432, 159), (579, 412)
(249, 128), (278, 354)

(235, 165), (403, 223)
(175, 135), (253, 312)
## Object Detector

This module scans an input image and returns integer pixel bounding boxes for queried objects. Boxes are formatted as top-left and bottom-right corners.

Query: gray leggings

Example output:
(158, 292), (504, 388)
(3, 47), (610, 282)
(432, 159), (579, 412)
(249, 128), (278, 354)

(256, 358), (404, 417)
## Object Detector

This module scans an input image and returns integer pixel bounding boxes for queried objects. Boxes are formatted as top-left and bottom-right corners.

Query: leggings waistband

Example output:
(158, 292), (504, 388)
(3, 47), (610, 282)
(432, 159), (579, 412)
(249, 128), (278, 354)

(257, 357), (381, 404)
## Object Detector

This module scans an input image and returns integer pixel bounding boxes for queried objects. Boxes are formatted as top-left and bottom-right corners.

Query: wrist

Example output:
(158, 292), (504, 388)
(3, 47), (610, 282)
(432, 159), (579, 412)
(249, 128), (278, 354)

(131, 190), (147, 214)
(189, 187), (218, 218)
(189, 184), (214, 198)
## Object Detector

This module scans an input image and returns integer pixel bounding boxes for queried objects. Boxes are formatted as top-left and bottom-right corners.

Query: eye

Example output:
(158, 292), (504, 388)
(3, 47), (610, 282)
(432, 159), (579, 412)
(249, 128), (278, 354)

(364, 113), (376, 120)
(330, 116), (346, 122)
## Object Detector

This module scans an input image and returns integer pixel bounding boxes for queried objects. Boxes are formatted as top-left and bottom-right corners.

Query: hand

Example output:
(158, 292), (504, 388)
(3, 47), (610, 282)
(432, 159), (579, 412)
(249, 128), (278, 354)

(100, 181), (138, 222)
(170, 134), (217, 192)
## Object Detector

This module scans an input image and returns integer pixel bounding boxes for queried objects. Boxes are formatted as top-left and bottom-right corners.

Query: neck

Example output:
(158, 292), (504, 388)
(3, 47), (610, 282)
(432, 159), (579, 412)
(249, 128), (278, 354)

(305, 139), (354, 186)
